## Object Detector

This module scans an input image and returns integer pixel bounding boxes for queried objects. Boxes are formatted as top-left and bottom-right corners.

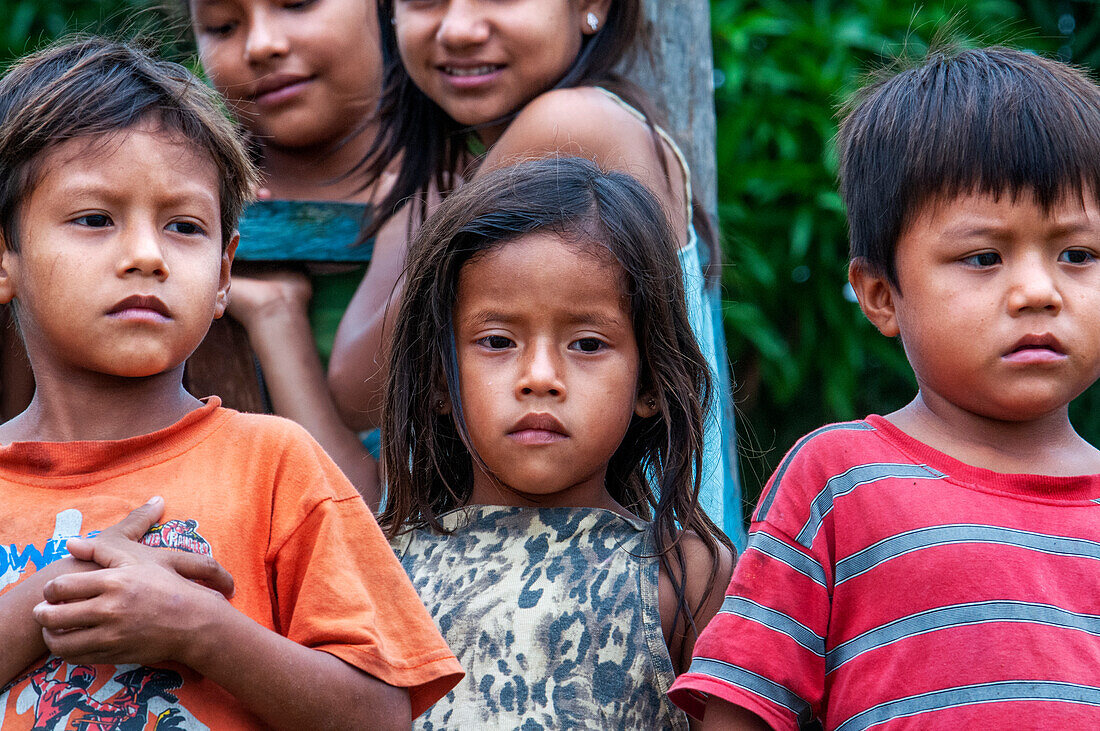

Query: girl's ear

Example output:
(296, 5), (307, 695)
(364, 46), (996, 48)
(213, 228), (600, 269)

(0, 238), (18, 305)
(214, 232), (239, 319)
(848, 258), (899, 337)
(634, 391), (659, 419)
(434, 390), (452, 416)
(578, 0), (613, 35)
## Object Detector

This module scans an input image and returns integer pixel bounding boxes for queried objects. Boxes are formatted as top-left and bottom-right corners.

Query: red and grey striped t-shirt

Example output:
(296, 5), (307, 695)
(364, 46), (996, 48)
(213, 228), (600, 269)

(669, 416), (1100, 730)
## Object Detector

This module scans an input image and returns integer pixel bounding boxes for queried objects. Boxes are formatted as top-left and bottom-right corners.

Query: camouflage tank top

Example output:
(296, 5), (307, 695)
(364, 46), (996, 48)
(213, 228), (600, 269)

(392, 506), (689, 730)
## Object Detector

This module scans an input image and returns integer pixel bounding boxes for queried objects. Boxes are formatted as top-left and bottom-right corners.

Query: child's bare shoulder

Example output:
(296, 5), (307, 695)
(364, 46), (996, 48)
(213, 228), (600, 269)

(657, 530), (735, 672)
(486, 86), (663, 170)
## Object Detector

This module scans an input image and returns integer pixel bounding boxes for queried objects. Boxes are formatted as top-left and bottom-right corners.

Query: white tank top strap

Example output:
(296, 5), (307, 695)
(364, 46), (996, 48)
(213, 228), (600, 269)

(593, 86), (695, 250)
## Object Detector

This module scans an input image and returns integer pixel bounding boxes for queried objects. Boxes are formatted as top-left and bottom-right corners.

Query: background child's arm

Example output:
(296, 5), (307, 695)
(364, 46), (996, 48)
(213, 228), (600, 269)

(226, 270), (382, 508)
(33, 502), (412, 729)
(328, 202), (412, 432)
(478, 87), (690, 248)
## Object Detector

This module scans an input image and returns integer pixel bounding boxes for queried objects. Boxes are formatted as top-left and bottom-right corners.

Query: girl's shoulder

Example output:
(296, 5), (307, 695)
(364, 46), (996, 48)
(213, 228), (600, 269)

(657, 530), (736, 675)
(484, 86), (668, 174)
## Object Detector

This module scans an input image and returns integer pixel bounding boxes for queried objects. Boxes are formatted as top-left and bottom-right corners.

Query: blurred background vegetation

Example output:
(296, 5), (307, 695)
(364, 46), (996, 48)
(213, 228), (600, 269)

(2, 0), (1099, 517)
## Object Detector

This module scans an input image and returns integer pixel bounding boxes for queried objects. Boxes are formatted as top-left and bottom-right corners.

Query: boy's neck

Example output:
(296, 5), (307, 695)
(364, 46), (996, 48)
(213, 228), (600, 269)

(885, 392), (1100, 476)
(259, 122), (378, 204)
(0, 365), (203, 444)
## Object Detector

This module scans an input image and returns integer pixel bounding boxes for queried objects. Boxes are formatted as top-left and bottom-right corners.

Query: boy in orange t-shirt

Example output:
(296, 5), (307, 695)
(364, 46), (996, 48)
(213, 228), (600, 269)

(0, 38), (462, 730)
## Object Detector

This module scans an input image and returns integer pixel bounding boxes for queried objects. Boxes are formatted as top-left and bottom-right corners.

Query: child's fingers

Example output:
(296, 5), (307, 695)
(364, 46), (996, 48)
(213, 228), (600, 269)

(164, 551), (236, 599)
(40, 625), (117, 665)
(106, 496), (166, 542)
(34, 599), (105, 632)
(41, 571), (109, 604)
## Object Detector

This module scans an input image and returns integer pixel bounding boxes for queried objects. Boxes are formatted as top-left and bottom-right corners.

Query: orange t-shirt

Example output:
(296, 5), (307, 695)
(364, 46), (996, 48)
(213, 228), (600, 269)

(0, 399), (462, 729)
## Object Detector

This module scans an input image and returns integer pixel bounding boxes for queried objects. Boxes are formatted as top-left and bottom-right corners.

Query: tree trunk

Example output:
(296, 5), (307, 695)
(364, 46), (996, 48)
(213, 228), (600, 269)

(624, 0), (718, 216)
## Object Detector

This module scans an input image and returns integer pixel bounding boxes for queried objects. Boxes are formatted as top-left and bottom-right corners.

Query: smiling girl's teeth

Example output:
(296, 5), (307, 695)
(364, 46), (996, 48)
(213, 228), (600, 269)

(446, 66), (497, 77)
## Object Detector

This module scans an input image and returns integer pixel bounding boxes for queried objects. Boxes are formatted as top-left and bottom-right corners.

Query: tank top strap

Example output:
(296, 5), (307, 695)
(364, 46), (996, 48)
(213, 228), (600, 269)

(593, 86), (695, 249)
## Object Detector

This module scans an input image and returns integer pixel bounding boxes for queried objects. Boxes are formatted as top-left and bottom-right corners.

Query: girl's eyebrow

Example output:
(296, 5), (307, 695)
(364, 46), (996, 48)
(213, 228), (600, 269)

(461, 309), (627, 329)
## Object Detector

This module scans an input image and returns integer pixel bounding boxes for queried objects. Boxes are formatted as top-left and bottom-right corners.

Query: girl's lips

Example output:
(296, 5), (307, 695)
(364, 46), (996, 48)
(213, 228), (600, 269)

(509, 429), (568, 445)
(253, 77), (313, 107)
(438, 65), (504, 90)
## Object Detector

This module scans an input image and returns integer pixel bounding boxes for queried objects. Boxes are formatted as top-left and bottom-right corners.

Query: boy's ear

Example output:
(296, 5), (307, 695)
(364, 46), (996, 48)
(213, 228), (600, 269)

(634, 391), (659, 419)
(848, 258), (899, 337)
(0, 237), (17, 305)
(214, 232), (239, 320)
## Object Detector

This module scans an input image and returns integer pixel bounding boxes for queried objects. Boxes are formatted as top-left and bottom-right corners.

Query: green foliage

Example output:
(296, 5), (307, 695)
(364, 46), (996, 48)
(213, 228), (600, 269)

(711, 0), (1100, 506)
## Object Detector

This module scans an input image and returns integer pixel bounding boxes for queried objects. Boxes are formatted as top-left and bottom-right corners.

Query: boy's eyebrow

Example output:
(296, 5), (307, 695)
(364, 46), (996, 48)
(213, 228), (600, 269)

(944, 222), (1099, 239)
(55, 179), (218, 211)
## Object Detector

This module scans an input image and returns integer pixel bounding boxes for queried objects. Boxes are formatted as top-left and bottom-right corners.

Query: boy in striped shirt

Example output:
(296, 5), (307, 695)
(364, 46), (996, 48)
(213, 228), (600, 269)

(670, 47), (1100, 729)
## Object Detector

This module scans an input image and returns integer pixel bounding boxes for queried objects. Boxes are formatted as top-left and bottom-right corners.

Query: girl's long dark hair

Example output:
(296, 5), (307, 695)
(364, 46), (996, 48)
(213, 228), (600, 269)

(380, 156), (732, 641)
(358, 0), (718, 272)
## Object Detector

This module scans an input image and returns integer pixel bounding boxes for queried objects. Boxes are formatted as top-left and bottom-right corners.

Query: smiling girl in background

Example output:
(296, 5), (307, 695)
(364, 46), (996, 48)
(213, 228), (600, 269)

(186, 0), (398, 505)
(328, 0), (741, 535)
(383, 157), (734, 729)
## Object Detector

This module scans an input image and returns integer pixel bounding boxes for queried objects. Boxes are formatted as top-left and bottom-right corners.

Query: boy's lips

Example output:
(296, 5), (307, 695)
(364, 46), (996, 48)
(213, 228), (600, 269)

(1002, 333), (1067, 364)
(107, 295), (171, 322)
(508, 412), (568, 444)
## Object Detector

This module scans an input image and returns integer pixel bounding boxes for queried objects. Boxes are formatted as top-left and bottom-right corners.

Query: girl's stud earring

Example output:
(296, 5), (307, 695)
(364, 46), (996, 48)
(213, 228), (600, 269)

(586, 12), (599, 32)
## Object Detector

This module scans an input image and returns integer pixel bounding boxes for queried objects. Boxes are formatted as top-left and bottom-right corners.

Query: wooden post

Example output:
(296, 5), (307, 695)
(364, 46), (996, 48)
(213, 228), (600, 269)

(625, 0), (718, 216)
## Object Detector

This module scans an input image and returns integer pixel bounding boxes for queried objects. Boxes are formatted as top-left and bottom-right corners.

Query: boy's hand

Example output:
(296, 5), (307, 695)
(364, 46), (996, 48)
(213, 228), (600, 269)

(64, 497), (234, 598)
(32, 497), (235, 666)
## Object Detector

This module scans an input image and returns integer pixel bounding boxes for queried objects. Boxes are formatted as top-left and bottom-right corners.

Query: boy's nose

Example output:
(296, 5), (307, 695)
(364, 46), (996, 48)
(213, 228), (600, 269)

(437, 1), (491, 49)
(1007, 259), (1062, 314)
(117, 230), (169, 281)
(245, 11), (290, 64)
(516, 344), (564, 399)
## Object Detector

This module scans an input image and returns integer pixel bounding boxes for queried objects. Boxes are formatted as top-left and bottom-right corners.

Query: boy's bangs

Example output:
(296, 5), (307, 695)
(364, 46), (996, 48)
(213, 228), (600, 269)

(841, 47), (1100, 282)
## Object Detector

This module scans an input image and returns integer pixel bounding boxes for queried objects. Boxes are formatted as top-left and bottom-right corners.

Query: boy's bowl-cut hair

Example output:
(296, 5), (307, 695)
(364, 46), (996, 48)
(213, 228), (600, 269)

(0, 36), (258, 251)
(838, 46), (1100, 285)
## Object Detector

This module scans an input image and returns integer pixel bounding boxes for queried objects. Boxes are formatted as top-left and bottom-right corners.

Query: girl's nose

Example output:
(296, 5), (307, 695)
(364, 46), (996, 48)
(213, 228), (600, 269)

(245, 10), (290, 64)
(516, 344), (564, 398)
(437, 2), (491, 49)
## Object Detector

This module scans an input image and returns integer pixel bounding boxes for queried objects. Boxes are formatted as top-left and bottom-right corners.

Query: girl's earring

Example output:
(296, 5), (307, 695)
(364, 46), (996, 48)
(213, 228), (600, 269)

(586, 12), (599, 32)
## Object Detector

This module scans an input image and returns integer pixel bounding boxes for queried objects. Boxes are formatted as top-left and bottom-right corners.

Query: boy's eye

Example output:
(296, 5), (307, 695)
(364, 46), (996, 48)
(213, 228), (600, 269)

(571, 338), (606, 353)
(167, 221), (206, 236)
(477, 335), (513, 350)
(74, 214), (111, 228)
(1059, 248), (1096, 265)
(283, 0), (317, 9)
(961, 251), (1001, 268)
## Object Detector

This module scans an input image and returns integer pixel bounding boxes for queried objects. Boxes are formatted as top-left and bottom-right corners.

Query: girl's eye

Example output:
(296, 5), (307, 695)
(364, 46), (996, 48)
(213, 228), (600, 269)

(283, 0), (318, 9)
(167, 221), (206, 236)
(1059, 248), (1096, 265)
(204, 23), (235, 36)
(571, 338), (606, 353)
(74, 214), (111, 228)
(478, 335), (513, 350)
(961, 251), (1001, 268)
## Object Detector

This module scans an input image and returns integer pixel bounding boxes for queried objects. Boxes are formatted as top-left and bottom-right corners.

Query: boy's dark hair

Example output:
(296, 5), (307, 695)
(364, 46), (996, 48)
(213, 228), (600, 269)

(380, 156), (732, 637)
(0, 36), (258, 252)
(838, 46), (1100, 285)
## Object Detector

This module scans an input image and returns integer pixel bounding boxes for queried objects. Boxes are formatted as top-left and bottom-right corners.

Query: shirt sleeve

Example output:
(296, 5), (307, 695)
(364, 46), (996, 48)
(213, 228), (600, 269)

(265, 424), (464, 719)
(669, 431), (837, 730)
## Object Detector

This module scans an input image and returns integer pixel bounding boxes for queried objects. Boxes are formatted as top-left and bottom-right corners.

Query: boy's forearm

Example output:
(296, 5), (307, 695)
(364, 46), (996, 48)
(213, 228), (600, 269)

(184, 596), (411, 730)
(0, 558), (95, 685)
